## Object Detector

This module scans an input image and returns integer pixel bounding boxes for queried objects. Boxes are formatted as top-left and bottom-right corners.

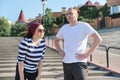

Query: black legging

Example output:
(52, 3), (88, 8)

(15, 65), (38, 80)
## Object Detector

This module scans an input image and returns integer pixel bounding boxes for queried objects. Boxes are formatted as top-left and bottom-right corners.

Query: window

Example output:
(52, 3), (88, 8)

(110, 5), (120, 14)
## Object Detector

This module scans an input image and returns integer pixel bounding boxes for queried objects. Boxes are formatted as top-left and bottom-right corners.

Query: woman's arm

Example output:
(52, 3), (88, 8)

(36, 61), (43, 80)
(18, 62), (24, 80)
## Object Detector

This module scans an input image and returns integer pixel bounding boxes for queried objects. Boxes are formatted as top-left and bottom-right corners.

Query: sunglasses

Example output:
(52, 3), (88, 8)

(38, 29), (45, 33)
(66, 12), (74, 16)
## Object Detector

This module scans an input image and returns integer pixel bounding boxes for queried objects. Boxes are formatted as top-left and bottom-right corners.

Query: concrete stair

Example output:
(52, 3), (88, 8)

(0, 37), (120, 80)
(1, 48), (120, 80)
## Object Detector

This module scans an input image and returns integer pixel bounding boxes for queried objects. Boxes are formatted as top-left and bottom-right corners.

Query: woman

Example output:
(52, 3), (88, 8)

(15, 22), (46, 80)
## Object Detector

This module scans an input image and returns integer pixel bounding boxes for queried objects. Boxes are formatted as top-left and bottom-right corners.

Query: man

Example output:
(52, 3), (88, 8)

(54, 7), (102, 80)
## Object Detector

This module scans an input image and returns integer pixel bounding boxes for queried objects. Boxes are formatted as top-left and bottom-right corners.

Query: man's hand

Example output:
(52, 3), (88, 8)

(75, 52), (89, 60)
(58, 50), (65, 58)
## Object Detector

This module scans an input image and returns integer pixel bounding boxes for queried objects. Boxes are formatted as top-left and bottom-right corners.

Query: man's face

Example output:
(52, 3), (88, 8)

(66, 9), (78, 22)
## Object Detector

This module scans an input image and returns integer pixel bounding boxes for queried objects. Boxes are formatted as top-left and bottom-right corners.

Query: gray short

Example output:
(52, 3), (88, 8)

(63, 62), (88, 80)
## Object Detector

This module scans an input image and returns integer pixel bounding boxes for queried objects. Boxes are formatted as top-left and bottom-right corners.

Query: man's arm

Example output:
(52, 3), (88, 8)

(54, 37), (65, 57)
(87, 32), (102, 54)
(76, 32), (102, 60)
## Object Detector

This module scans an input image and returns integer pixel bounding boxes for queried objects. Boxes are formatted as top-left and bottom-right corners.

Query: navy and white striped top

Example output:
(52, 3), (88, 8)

(17, 38), (46, 73)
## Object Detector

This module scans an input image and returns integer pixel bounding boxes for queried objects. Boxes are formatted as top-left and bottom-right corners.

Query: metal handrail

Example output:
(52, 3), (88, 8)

(47, 37), (120, 68)
(107, 46), (120, 68)
(88, 43), (120, 68)
(108, 46), (120, 50)
(99, 45), (109, 67)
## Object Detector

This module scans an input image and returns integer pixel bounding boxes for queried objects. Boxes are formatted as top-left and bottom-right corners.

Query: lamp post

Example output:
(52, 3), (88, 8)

(38, 11), (42, 17)
(38, 11), (42, 23)
(41, 0), (47, 25)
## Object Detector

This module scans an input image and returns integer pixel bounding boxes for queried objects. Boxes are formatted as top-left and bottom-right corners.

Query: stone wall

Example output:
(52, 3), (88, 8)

(105, 16), (112, 28)
(89, 17), (120, 29)
(89, 19), (98, 29)
(107, 0), (120, 7)
(111, 18), (120, 27)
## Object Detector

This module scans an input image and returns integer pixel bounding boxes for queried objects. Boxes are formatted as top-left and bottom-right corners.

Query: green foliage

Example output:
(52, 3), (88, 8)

(77, 4), (110, 23)
(42, 4), (110, 35)
(109, 13), (120, 18)
(79, 6), (98, 19)
(99, 3), (109, 17)
(78, 16), (84, 21)
(78, 16), (95, 23)
(54, 14), (68, 28)
(11, 22), (26, 36)
(52, 23), (58, 28)
(43, 8), (56, 35)
(18, 31), (27, 37)
(0, 17), (11, 36)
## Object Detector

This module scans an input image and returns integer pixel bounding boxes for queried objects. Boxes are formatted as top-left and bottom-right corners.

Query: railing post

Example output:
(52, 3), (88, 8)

(90, 55), (92, 62)
(48, 36), (49, 46)
(99, 45), (109, 68)
(87, 43), (92, 61)
(62, 40), (64, 49)
(52, 37), (54, 47)
(106, 48), (109, 68)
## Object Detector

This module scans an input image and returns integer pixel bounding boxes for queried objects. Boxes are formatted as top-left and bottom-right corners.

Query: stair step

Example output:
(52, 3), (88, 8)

(88, 70), (110, 76)
(0, 75), (120, 80)
(88, 76), (120, 80)
(0, 37), (120, 80)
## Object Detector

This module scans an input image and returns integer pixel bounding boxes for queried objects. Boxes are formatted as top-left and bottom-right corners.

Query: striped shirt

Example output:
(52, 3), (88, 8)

(17, 38), (46, 73)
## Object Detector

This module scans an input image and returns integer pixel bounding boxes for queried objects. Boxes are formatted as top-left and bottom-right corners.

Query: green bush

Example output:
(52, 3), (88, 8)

(109, 13), (120, 18)
(18, 31), (27, 37)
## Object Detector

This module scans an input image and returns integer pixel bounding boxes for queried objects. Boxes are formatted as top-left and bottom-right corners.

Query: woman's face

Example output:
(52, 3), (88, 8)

(34, 25), (45, 38)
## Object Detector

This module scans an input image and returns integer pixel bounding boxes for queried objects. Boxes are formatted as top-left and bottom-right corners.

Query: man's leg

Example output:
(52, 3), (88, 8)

(72, 62), (88, 80)
(63, 63), (74, 80)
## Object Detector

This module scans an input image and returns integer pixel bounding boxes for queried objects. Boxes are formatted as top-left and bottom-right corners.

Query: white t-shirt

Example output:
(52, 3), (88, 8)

(56, 21), (97, 63)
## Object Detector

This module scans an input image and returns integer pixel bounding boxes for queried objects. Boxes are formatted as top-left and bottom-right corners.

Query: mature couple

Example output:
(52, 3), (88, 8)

(15, 7), (102, 80)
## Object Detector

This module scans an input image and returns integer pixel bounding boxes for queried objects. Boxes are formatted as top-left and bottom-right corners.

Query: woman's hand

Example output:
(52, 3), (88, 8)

(20, 76), (24, 80)
(36, 76), (41, 80)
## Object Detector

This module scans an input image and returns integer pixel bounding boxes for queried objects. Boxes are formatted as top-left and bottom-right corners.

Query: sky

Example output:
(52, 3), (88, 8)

(0, 0), (107, 22)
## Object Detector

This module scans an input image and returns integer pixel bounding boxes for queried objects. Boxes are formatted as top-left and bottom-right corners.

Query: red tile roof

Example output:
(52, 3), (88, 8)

(17, 10), (26, 22)
(85, 0), (94, 6)
(94, 1), (100, 5)
(52, 12), (62, 18)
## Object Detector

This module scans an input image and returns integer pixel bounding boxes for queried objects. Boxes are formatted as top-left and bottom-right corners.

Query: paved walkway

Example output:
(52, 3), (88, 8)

(45, 27), (120, 74)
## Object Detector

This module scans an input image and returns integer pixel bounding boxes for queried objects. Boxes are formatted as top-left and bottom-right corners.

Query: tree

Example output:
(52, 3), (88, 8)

(43, 8), (55, 35)
(51, 23), (59, 35)
(11, 22), (26, 36)
(0, 17), (11, 36)
(99, 3), (109, 17)
(79, 6), (98, 19)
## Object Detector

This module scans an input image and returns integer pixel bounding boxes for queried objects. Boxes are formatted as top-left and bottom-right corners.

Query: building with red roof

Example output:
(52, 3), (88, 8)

(84, 0), (94, 6)
(82, 0), (102, 9)
(17, 10), (26, 23)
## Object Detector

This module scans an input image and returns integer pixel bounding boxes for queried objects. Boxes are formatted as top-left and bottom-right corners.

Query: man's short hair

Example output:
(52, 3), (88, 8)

(67, 7), (80, 14)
